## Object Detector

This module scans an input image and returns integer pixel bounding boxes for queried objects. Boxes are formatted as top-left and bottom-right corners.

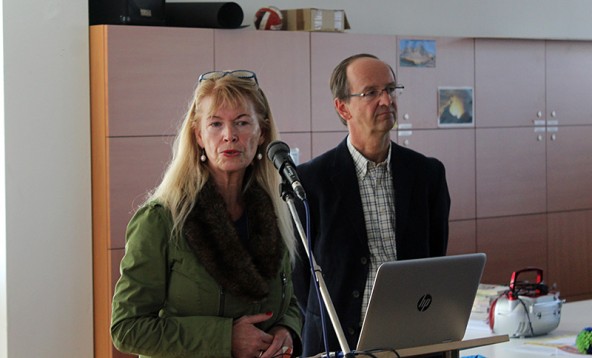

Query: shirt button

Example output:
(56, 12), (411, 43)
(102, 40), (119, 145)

(352, 290), (360, 298)
(348, 327), (356, 335)
(360, 257), (368, 265)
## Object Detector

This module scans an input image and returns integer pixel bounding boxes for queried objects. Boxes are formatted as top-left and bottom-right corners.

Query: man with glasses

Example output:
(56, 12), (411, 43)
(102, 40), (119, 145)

(293, 53), (451, 356)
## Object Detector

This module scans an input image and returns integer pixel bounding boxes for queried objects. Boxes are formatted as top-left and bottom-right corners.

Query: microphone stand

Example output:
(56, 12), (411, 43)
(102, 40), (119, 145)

(279, 182), (352, 355)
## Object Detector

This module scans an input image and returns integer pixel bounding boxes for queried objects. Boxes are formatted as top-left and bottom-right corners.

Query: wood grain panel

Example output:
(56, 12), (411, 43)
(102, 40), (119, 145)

(548, 210), (592, 300)
(214, 30), (311, 133)
(399, 128), (475, 220)
(397, 37), (475, 129)
(475, 39), (545, 128)
(311, 131), (348, 159)
(547, 126), (592, 212)
(477, 214), (547, 285)
(546, 41), (592, 126)
(447, 220), (477, 255)
(90, 25), (113, 358)
(279, 132), (312, 165)
(107, 25), (214, 137)
(310, 32), (398, 132)
(109, 136), (173, 249)
(476, 127), (546, 218)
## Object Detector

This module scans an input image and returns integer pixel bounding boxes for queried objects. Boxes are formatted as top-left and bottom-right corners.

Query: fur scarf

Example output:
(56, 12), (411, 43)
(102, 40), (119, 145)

(184, 179), (284, 302)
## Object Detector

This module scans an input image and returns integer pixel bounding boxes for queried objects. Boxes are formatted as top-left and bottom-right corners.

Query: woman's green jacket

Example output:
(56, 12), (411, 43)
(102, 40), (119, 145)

(111, 202), (302, 357)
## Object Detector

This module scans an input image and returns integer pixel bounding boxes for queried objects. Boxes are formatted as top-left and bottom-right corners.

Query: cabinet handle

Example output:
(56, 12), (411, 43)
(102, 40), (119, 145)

(403, 113), (410, 121)
(550, 110), (557, 117)
(537, 134), (543, 141)
(550, 133), (557, 141)
(537, 111), (543, 118)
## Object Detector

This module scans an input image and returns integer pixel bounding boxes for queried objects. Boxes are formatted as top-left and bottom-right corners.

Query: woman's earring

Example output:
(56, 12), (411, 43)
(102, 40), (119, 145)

(200, 149), (207, 162)
(257, 152), (263, 160)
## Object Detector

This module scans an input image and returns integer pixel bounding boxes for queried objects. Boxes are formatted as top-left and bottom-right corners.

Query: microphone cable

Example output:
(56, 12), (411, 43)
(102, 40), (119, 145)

(303, 198), (331, 356)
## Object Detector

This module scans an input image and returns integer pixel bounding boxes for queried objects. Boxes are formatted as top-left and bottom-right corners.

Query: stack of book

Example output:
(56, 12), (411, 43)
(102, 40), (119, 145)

(471, 283), (508, 321)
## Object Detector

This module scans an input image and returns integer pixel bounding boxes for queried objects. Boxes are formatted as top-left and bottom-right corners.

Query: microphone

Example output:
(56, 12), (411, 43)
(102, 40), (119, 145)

(266, 140), (307, 200)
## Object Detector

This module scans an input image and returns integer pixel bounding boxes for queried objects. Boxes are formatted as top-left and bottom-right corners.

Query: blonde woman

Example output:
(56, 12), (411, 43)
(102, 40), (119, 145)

(111, 70), (301, 358)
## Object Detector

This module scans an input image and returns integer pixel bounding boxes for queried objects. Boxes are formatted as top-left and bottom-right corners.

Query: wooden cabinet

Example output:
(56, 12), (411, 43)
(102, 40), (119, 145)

(548, 210), (592, 300)
(546, 41), (592, 126)
(397, 37), (475, 129)
(448, 220), (477, 255)
(475, 39), (546, 128)
(472, 38), (592, 300)
(475, 127), (547, 217)
(400, 128), (476, 221)
(104, 26), (214, 136)
(547, 126), (592, 211)
(108, 137), (173, 248)
(477, 215), (548, 286)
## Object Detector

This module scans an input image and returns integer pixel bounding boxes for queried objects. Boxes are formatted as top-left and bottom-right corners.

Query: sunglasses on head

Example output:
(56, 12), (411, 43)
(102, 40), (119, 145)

(198, 70), (259, 85)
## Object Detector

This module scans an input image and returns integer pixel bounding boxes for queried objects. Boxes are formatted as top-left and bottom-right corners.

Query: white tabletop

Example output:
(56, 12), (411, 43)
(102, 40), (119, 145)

(461, 299), (592, 357)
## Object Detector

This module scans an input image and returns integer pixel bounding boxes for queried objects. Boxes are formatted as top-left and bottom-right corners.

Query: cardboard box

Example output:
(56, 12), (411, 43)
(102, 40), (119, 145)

(281, 8), (350, 32)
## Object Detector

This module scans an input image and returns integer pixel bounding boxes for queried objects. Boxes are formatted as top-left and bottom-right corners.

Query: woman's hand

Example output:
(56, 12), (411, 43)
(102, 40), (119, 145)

(261, 325), (293, 358)
(232, 313), (274, 358)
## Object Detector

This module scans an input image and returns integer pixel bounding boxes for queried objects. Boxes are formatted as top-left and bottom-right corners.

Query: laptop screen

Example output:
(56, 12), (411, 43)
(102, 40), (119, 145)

(356, 253), (486, 351)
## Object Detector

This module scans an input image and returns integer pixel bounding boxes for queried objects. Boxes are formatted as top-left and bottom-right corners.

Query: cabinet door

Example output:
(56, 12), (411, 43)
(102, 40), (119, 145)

(397, 37), (475, 129)
(548, 210), (592, 300)
(214, 30), (311, 134)
(310, 32), (398, 132)
(477, 215), (547, 285)
(547, 125), (592, 211)
(546, 41), (592, 126)
(311, 131), (347, 158)
(400, 128), (475, 220)
(476, 127), (546, 218)
(106, 25), (214, 136)
(448, 220), (476, 255)
(475, 39), (546, 128)
(280, 132), (312, 165)
(109, 136), (173, 249)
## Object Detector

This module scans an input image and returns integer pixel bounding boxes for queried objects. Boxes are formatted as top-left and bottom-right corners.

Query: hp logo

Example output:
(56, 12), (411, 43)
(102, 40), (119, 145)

(417, 294), (432, 312)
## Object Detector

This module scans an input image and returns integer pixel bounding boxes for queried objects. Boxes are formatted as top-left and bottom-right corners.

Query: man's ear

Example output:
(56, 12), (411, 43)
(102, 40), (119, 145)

(334, 97), (351, 122)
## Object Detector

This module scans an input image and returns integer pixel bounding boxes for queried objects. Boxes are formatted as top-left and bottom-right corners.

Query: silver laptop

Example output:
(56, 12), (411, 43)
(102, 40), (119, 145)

(356, 253), (487, 351)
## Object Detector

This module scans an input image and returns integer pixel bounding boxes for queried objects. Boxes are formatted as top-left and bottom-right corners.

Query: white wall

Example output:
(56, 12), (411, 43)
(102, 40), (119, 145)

(179, 0), (592, 40)
(0, 0), (93, 357)
(1, 0), (592, 357)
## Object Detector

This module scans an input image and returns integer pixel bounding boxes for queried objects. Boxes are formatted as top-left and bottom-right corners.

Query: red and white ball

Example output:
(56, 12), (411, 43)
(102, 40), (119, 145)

(254, 6), (283, 30)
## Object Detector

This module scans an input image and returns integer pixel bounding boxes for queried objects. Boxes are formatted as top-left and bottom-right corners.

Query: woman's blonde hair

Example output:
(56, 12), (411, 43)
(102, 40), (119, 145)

(148, 74), (296, 258)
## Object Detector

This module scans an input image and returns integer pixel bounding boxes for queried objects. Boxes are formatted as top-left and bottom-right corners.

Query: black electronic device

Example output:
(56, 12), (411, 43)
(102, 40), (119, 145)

(166, 2), (244, 28)
(89, 0), (166, 26)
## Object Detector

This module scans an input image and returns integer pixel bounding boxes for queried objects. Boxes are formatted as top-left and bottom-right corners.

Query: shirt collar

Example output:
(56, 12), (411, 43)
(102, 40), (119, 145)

(347, 136), (391, 177)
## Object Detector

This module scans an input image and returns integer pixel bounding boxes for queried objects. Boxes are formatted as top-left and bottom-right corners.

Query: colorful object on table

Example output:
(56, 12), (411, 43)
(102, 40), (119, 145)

(254, 6), (283, 30)
(576, 327), (592, 354)
(489, 267), (562, 337)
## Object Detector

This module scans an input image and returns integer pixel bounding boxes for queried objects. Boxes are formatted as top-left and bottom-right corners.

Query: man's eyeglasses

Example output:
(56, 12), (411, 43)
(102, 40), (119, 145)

(348, 84), (404, 100)
(198, 70), (259, 85)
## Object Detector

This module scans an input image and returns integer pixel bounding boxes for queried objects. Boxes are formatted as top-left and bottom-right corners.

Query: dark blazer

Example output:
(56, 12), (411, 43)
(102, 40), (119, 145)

(293, 138), (451, 356)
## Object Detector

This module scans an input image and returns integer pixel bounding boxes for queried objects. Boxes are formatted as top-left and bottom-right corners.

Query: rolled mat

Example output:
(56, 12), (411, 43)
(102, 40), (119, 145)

(166, 2), (244, 28)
